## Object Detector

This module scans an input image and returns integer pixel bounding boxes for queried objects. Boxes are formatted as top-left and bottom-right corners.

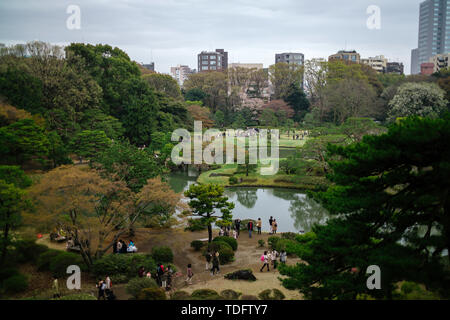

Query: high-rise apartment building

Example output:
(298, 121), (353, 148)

(361, 55), (388, 73)
(170, 65), (195, 86)
(411, 0), (450, 74)
(275, 53), (304, 66)
(142, 62), (155, 72)
(386, 62), (405, 75)
(198, 49), (228, 72)
(329, 50), (361, 63)
(429, 52), (450, 72)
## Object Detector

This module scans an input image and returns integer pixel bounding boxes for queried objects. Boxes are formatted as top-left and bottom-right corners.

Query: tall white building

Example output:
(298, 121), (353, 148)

(170, 65), (195, 86)
(361, 55), (388, 73)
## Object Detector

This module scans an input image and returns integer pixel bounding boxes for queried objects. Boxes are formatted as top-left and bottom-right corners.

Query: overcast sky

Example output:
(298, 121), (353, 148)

(0, 0), (423, 74)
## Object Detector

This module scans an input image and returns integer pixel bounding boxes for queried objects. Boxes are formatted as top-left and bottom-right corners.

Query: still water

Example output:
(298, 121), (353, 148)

(167, 169), (329, 233)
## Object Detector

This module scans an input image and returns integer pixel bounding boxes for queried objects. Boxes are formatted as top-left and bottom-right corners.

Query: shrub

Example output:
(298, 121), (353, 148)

(126, 277), (158, 299)
(151, 246), (174, 263)
(56, 293), (97, 300)
(13, 240), (49, 264)
(218, 246), (234, 264)
(36, 250), (61, 271)
(0, 267), (19, 282)
(241, 295), (259, 300)
(191, 289), (222, 300)
(274, 239), (296, 253)
(190, 240), (205, 252)
(92, 253), (156, 279)
(206, 242), (234, 264)
(138, 287), (167, 300)
(109, 274), (128, 284)
(401, 282), (420, 295)
(220, 289), (242, 300)
(171, 290), (191, 300)
(213, 236), (238, 251)
(258, 289), (285, 300)
(267, 236), (280, 249)
(49, 252), (86, 278)
(258, 240), (265, 248)
(3, 274), (28, 293)
(229, 176), (238, 185)
(281, 232), (297, 240)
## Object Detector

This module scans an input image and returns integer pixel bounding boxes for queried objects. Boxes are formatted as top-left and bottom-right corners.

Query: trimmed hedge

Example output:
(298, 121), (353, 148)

(258, 289), (285, 300)
(205, 242), (234, 264)
(220, 289), (242, 300)
(126, 277), (158, 299)
(151, 246), (174, 263)
(92, 253), (156, 279)
(213, 236), (238, 251)
(3, 274), (28, 293)
(171, 290), (191, 300)
(49, 252), (86, 278)
(191, 289), (223, 300)
(14, 240), (49, 264)
(138, 287), (167, 300)
(36, 250), (62, 271)
(56, 293), (97, 300)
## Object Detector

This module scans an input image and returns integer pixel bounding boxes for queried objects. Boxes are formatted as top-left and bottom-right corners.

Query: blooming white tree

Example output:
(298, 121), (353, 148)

(388, 82), (448, 122)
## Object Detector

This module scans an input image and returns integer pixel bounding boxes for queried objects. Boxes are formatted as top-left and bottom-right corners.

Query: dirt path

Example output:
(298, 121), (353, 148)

(118, 227), (303, 300)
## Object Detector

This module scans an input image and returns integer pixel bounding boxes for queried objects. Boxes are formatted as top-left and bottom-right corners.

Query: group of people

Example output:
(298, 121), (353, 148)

(291, 130), (309, 140)
(96, 276), (116, 300)
(244, 217), (278, 238)
(260, 249), (287, 272)
(113, 239), (138, 254)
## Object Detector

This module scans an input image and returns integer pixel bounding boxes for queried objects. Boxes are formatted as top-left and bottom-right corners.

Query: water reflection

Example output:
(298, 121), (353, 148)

(289, 194), (329, 232)
(234, 189), (258, 209)
(168, 170), (329, 233)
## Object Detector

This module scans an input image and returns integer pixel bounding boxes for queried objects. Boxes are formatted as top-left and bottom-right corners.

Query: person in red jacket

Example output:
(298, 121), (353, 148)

(247, 220), (254, 238)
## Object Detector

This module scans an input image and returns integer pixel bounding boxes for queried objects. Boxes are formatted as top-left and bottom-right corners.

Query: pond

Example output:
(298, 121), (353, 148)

(167, 169), (329, 233)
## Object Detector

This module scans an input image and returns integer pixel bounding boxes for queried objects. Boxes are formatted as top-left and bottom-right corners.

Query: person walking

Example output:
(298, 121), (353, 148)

(271, 249), (278, 269)
(211, 251), (220, 275)
(205, 251), (212, 271)
(116, 240), (122, 254)
(96, 279), (106, 300)
(156, 263), (164, 286)
(52, 277), (60, 299)
(235, 219), (241, 236)
(166, 265), (174, 291)
(280, 250), (287, 265)
(105, 276), (112, 290)
(272, 219), (278, 234)
(257, 218), (262, 235)
(185, 264), (194, 285)
(269, 216), (273, 234)
(247, 220), (254, 238)
(232, 229), (238, 240)
(260, 251), (270, 272)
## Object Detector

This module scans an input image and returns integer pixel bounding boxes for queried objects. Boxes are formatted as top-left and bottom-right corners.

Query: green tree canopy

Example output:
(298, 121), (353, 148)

(279, 115), (450, 299)
(184, 184), (235, 243)
(388, 82), (448, 122)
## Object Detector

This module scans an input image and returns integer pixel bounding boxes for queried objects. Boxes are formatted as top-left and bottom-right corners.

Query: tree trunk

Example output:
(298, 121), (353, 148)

(0, 223), (10, 266)
(208, 223), (213, 243)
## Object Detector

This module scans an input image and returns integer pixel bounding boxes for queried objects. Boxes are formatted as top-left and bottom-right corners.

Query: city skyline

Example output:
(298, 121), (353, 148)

(0, 0), (425, 74)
